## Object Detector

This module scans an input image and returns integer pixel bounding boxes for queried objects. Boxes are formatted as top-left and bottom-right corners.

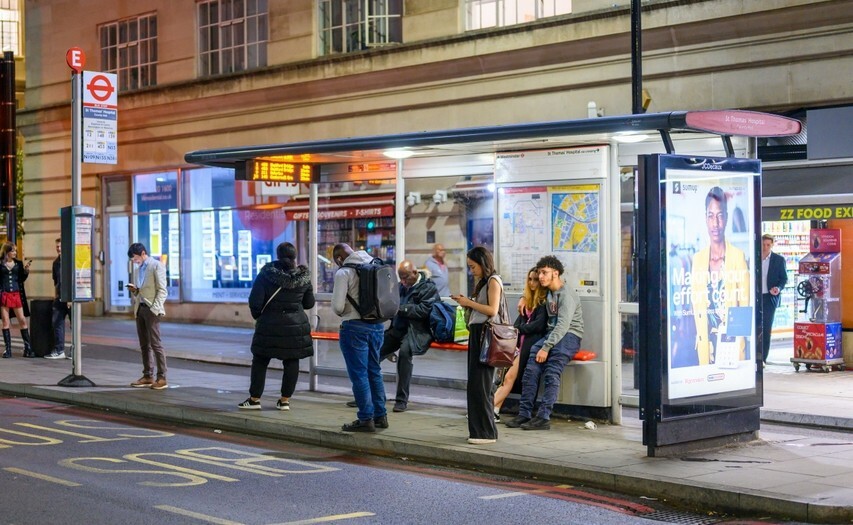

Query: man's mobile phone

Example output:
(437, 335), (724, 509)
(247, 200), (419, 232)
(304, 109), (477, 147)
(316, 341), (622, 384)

(126, 283), (137, 290)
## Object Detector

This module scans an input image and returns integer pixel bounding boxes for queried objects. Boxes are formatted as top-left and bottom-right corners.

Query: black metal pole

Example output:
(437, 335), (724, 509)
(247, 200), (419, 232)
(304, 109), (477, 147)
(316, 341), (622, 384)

(631, 0), (643, 115)
(1, 51), (15, 243)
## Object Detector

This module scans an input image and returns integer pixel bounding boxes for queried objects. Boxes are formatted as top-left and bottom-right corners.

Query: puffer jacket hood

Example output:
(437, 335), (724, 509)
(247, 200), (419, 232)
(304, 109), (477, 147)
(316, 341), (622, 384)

(258, 261), (311, 289)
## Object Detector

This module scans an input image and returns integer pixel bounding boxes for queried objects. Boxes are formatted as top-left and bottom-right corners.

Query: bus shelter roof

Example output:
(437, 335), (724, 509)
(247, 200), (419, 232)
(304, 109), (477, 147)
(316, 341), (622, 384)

(184, 110), (801, 169)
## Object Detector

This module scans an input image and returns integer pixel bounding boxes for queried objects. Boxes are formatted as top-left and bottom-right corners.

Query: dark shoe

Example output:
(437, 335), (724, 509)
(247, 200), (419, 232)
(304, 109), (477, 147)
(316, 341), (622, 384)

(238, 398), (261, 410)
(345, 400), (358, 408)
(2, 328), (10, 358)
(392, 401), (407, 413)
(342, 419), (376, 433)
(388, 353), (398, 363)
(521, 417), (551, 430)
(494, 412), (501, 423)
(21, 329), (35, 358)
(373, 415), (389, 429)
(276, 399), (290, 411)
(505, 416), (531, 428)
(151, 377), (168, 390)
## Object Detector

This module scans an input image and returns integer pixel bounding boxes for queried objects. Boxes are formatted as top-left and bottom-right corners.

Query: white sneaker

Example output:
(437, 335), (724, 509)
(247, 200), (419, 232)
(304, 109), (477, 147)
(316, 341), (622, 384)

(44, 351), (65, 360)
(467, 438), (497, 445)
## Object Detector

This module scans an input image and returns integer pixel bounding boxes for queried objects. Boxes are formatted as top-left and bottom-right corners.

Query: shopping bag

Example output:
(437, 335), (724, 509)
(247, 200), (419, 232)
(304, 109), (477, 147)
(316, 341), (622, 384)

(454, 305), (469, 343)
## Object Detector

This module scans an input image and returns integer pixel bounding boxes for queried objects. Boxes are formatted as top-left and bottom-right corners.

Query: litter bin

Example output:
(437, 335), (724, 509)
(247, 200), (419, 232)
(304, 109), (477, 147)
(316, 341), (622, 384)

(29, 299), (55, 357)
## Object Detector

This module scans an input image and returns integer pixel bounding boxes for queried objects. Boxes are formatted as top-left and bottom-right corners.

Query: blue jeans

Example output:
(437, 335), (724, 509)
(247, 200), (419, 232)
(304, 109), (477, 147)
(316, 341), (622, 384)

(339, 320), (387, 421)
(518, 332), (581, 421)
(52, 300), (70, 354)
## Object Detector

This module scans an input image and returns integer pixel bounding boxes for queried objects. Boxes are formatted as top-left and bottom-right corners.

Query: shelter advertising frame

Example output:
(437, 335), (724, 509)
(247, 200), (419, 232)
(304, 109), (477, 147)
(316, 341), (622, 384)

(638, 154), (763, 455)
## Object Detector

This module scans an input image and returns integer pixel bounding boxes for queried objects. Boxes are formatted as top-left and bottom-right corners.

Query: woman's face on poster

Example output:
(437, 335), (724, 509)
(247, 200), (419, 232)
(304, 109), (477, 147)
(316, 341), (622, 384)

(705, 198), (727, 243)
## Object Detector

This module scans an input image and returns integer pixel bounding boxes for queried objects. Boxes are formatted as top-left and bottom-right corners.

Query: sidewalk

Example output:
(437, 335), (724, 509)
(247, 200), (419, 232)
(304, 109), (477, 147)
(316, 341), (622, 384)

(0, 317), (851, 523)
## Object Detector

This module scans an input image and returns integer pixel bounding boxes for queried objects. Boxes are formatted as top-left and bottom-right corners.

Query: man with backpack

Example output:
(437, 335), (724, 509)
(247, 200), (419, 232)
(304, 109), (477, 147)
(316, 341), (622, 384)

(378, 260), (440, 413)
(332, 243), (393, 433)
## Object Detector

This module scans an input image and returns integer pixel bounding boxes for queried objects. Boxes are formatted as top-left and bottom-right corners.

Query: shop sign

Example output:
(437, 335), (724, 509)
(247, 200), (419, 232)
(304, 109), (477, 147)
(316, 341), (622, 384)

(764, 205), (853, 221)
(286, 205), (393, 221)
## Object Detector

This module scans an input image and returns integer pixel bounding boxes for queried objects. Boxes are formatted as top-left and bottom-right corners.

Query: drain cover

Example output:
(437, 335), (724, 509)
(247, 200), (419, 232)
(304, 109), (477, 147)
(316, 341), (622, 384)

(640, 509), (721, 524)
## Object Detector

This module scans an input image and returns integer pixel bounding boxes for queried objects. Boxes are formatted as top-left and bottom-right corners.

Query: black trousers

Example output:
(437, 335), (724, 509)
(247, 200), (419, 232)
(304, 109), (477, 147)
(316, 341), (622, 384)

(379, 328), (414, 405)
(761, 294), (778, 364)
(466, 323), (497, 440)
(249, 356), (300, 399)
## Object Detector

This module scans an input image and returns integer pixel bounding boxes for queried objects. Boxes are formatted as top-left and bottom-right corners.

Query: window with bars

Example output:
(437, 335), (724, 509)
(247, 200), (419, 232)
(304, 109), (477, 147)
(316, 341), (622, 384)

(466, 0), (572, 30)
(99, 14), (158, 91)
(198, 0), (268, 77)
(319, 0), (402, 55)
(0, 0), (20, 55)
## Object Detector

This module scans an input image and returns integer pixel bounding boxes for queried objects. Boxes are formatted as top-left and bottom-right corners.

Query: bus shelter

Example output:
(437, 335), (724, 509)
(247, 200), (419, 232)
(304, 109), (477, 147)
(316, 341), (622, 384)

(185, 110), (801, 430)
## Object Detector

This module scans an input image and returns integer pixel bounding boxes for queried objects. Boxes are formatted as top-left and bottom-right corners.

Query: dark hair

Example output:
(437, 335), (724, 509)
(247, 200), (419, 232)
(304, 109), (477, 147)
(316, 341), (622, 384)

(276, 242), (297, 270)
(0, 241), (15, 260)
(761, 233), (774, 243)
(467, 246), (496, 296)
(536, 255), (563, 275)
(127, 243), (147, 258)
(704, 186), (728, 216)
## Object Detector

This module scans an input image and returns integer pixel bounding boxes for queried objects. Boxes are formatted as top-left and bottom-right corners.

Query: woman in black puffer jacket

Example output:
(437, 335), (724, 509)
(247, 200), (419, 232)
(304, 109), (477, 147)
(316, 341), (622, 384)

(238, 242), (315, 411)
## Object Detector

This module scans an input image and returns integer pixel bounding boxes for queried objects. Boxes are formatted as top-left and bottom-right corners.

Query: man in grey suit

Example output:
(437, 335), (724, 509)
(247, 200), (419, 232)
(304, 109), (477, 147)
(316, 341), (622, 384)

(126, 243), (169, 390)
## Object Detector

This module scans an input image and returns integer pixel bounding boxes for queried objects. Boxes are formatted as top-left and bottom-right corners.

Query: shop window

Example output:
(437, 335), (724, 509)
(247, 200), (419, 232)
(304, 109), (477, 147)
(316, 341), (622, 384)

(466, 0), (572, 30)
(99, 13), (157, 91)
(319, 0), (402, 55)
(198, 0), (268, 76)
(181, 167), (296, 302)
(132, 171), (180, 301)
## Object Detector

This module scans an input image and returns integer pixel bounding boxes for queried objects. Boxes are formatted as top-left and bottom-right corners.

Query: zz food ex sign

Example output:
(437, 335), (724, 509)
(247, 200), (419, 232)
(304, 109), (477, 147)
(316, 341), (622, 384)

(81, 70), (118, 164)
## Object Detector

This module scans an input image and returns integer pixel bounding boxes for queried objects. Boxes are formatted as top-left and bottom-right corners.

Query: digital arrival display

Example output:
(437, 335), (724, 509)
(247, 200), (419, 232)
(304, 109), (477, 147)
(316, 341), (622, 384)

(237, 159), (319, 183)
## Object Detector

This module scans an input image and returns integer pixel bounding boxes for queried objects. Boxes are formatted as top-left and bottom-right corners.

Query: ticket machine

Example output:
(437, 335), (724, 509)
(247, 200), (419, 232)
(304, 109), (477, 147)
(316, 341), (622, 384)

(792, 228), (844, 372)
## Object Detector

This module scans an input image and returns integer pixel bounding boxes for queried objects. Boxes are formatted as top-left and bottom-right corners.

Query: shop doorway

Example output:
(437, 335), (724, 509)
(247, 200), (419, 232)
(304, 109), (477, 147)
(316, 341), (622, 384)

(103, 177), (133, 314)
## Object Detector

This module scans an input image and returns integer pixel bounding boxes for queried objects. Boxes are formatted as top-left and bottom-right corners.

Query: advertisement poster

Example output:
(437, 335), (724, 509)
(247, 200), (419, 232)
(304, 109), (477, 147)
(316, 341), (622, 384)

(74, 216), (93, 299)
(664, 162), (757, 399)
(201, 210), (216, 281)
(168, 211), (180, 278)
(237, 230), (253, 281)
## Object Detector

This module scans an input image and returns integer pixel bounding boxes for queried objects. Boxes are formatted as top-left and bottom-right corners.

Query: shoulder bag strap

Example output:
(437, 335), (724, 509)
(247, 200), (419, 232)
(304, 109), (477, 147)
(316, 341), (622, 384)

(261, 286), (283, 315)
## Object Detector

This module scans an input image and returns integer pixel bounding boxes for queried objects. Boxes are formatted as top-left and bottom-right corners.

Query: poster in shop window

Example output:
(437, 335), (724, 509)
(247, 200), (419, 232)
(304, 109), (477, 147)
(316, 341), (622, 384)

(663, 159), (758, 400)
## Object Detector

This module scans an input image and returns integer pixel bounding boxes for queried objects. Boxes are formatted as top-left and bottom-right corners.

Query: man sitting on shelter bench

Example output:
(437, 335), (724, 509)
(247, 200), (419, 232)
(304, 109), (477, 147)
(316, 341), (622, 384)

(506, 255), (584, 431)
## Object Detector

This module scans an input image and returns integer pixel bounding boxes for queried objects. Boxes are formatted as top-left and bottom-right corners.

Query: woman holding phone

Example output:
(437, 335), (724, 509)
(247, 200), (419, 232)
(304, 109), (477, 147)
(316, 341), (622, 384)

(0, 242), (33, 358)
(451, 246), (502, 445)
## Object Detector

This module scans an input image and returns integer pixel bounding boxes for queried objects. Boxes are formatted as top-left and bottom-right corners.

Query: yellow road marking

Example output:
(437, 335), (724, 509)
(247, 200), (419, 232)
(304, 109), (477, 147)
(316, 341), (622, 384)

(3, 467), (81, 487)
(155, 505), (245, 525)
(269, 512), (375, 525)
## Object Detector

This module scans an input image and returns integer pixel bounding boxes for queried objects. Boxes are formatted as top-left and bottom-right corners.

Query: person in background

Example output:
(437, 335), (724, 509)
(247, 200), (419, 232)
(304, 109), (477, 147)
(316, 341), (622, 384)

(761, 234), (788, 365)
(45, 238), (71, 360)
(493, 267), (547, 421)
(506, 256), (583, 431)
(377, 260), (439, 413)
(126, 243), (169, 390)
(332, 243), (388, 433)
(0, 242), (32, 358)
(425, 243), (451, 297)
(239, 242), (315, 411)
(451, 246), (501, 445)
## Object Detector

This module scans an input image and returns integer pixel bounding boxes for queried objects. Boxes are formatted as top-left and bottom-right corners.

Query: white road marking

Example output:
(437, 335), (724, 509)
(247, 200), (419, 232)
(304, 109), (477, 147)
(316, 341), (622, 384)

(479, 489), (547, 500)
(269, 511), (376, 524)
(155, 505), (244, 525)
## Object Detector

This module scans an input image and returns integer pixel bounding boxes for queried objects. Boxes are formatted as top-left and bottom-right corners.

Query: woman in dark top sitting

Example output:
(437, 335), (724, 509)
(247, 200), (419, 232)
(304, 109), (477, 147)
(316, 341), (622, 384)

(238, 242), (315, 411)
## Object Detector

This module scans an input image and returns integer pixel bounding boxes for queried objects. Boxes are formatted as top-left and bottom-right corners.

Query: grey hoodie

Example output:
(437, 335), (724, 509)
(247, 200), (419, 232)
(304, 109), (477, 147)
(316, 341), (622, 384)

(539, 280), (584, 353)
(332, 250), (375, 321)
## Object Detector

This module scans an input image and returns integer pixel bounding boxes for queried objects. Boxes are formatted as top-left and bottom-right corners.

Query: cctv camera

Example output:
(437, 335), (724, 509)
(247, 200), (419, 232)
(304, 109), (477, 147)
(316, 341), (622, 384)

(406, 194), (416, 207)
(432, 190), (447, 204)
(406, 192), (421, 207)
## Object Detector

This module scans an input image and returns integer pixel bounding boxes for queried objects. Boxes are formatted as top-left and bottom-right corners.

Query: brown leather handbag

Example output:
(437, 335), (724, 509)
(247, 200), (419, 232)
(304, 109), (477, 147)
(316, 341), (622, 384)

(478, 276), (518, 368)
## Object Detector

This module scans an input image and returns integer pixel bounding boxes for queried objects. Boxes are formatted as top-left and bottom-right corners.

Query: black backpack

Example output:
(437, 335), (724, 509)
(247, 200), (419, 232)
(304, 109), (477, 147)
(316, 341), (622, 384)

(344, 258), (400, 321)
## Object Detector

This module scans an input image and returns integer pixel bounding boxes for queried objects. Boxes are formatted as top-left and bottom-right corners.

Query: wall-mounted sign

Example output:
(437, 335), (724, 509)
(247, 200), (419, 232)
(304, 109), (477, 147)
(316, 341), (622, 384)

(236, 159), (319, 183)
(81, 70), (118, 164)
(285, 205), (394, 221)
(764, 205), (853, 221)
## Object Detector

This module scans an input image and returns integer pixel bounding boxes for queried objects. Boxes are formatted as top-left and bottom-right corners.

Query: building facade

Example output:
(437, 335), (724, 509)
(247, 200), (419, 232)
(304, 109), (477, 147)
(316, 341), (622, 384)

(18, 0), (853, 322)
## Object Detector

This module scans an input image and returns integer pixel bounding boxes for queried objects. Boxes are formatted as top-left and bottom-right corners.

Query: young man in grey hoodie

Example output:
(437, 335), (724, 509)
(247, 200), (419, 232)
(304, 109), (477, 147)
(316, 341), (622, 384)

(506, 255), (584, 431)
(332, 243), (388, 433)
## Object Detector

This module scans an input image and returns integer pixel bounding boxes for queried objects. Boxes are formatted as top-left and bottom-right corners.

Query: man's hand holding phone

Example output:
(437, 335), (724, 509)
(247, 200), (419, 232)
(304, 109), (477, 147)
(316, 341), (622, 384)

(126, 283), (138, 294)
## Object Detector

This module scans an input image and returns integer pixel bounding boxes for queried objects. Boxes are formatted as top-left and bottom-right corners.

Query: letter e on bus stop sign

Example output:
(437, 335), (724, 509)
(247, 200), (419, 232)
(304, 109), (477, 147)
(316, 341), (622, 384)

(66, 47), (85, 73)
